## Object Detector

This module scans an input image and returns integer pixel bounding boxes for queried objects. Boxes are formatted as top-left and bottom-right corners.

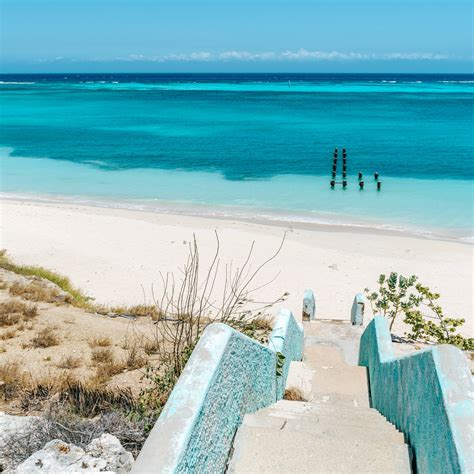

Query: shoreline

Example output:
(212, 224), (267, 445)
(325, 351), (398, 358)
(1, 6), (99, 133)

(0, 193), (471, 245)
(1, 142), (472, 245)
(1, 197), (472, 337)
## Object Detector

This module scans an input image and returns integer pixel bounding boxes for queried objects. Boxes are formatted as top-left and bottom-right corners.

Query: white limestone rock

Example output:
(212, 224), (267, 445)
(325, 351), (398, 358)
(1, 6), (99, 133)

(14, 435), (134, 473)
(86, 434), (134, 473)
(15, 440), (108, 473)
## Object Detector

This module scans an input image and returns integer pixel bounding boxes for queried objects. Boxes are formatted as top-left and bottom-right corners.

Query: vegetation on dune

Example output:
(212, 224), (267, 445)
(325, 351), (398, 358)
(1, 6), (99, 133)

(0, 250), (91, 308)
(0, 299), (38, 326)
(9, 280), (67, 304)
(56, 355), (82, 370)
(365, 272), (473, 351)
(91, 348), (115, 364)
(30, 327), (60, 348)
(0, 362), (25, 401)
(1, 250), (166, 320)
(88, 336), (112, 348)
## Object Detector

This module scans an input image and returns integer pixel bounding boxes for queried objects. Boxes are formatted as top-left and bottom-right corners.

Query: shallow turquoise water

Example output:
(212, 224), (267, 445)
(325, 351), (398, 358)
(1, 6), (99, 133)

(0, 74), (473, 240)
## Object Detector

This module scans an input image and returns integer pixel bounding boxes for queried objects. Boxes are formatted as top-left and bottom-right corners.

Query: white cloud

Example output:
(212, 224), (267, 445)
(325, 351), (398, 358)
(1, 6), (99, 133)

(36, 50), (453, 64)
(118, 49), (450, 62)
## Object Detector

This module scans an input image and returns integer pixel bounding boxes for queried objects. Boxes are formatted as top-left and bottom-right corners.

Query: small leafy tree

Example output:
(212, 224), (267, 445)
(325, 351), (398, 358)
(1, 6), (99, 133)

(365, 273), (473, 351)
(364, 273), (419, 330)
(404, 284), (473, 351)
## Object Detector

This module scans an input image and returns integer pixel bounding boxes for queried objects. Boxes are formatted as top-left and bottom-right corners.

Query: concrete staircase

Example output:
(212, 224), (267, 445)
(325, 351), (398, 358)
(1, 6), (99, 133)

(228, 321), (412, 473)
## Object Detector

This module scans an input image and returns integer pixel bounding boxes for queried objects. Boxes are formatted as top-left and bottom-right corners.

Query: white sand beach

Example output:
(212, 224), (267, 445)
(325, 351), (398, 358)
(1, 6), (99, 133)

(0, 198), (472, 337)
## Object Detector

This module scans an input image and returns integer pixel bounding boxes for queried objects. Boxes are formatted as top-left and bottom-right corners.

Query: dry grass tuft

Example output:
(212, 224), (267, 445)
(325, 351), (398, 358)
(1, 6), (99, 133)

(31, 327), (60, 348)
(89, 347), (128, 385)
(143, 339), (160, 355)
(95, 304), (163, 321)
(19, 373), (77, 412)
(16, 322), (33, 332)
(125, 346), (147, 370)
(284, 387), (307, 401)
(9, 280), (68, 304)
(56, 356), (82, 370)
(88, 336), (112, 348)
(91, 348), (114, 364)
(124, 305), (163, 320)
(252, 315), (274, 331)
(0, 363), (26, 400)
(65, 381), (137, 416)
(0, 299), (38, 326)
(89, 345), (147, 385)
(93, 361), (125, 384)
(0, 312), (21, 326)
(0, 328), (17, 340)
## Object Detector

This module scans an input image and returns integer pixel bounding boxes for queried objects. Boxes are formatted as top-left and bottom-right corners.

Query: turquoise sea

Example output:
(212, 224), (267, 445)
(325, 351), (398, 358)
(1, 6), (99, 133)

(0, 73), (473, 241)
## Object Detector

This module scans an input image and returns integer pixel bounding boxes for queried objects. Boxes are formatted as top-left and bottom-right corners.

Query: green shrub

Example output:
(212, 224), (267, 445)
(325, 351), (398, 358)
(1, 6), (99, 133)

(365, 273), (473, 351)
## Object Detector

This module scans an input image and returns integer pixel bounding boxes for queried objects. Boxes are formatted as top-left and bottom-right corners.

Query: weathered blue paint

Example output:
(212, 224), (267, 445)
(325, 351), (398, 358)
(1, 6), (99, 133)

(350, 293), (365, 326)
(359, 317), (474, 474)
(302, 289), (316, 321)
(132, 311), (303, 474)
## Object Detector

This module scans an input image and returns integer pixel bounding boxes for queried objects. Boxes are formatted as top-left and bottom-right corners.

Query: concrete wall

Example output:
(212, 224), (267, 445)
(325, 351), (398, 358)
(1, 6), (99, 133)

(132, 310), (303, 473)
(268, 308), (305, 399)
(359, 317), (473, 474)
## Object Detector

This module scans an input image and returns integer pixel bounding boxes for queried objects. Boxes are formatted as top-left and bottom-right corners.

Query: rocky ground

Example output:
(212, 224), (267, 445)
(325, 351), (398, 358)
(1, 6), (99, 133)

(0, 269), (163, 472)
(1, 411), (134, 473)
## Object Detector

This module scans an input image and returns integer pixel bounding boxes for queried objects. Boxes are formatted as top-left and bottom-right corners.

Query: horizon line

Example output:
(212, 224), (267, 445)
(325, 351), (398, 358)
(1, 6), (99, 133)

(1, 71), (473, 75)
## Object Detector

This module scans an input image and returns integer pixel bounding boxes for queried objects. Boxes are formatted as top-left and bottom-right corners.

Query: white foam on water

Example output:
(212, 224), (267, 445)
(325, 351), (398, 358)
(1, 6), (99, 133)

(0, 81), (36, 85)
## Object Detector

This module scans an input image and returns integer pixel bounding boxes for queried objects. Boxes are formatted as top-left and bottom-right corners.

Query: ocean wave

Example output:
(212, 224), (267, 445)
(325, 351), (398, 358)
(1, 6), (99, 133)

(0, 81), (36, 85)
(439, 80), (474, 84)
(82, 160), (109, 166)
(15, 79), (472, 94)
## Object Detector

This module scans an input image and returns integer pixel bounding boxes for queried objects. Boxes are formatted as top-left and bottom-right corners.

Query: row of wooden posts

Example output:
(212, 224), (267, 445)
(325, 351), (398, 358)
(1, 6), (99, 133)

(330, 148), (382, 190)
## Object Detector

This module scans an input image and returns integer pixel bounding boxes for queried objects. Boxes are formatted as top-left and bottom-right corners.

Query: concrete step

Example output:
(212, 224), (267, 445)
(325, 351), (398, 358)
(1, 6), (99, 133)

(249, 406), (401, 429)
(229, 425), (411, 473)
(247, 401), (405, 441)
(241, 412), (406, 445)
(303, 320), (364, 366)
(257, 400), (384, 419)
(286, 346), (370, 408)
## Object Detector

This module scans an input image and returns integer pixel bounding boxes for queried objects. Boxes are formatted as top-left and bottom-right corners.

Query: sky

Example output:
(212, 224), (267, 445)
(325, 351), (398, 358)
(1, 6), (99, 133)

(0, 0), (472, 73)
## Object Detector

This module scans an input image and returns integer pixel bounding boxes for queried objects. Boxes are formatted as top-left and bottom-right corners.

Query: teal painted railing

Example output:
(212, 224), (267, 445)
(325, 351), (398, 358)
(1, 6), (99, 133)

(132, 310), (303, 473)
(359, 316), (473, 474)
